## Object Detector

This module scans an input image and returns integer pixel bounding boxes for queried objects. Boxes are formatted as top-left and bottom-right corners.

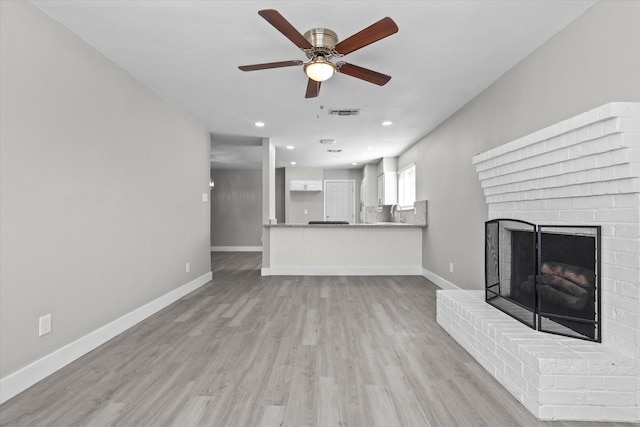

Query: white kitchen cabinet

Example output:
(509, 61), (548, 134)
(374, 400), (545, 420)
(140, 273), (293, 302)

(290, 180), (322, 191)
(290, 180), (306, 191)
(304, 180), (323, 191)
(377, 173), (397, 205)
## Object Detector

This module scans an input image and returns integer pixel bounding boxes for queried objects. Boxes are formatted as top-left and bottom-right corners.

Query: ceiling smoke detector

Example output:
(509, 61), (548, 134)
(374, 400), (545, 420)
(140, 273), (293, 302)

(320, 139), (336, 145)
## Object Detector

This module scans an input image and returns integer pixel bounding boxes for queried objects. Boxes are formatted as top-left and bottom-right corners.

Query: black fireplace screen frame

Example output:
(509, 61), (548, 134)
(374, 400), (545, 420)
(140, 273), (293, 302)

(485, 219), (601, 342)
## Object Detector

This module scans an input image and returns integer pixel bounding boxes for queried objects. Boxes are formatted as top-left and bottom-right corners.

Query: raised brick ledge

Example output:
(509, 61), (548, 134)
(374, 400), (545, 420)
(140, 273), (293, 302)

(472, 102), (640, 165)
(436, 290), (639, 422)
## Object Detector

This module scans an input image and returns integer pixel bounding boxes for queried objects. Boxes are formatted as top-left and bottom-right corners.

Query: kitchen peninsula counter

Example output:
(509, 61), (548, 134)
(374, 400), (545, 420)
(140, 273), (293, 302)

(265, 222), (425, 228)
(262, 222), (424, 276)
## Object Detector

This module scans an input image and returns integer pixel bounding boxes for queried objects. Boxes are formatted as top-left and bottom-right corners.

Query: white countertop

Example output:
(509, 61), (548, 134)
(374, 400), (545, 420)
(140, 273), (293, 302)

(264, 222), (425, 228)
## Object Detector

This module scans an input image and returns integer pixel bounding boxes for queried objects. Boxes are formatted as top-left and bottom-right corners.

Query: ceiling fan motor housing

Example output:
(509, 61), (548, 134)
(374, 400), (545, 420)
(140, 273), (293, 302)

(303, 28), (338, 58)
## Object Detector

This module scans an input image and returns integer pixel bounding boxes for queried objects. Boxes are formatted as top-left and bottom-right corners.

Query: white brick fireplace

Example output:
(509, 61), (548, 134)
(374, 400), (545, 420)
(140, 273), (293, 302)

(437, 102), (639, 421)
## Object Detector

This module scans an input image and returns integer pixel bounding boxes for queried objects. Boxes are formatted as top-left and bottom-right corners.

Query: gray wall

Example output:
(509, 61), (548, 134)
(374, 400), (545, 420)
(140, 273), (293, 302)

(210, 169), (262, 247)
(400, 0), (640, 290)
(0, 1), (211, 377)
(362, 163), (379, 207)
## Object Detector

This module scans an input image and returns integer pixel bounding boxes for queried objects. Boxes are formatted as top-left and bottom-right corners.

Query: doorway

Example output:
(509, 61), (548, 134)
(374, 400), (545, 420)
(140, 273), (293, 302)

(324, 180), (355, 223)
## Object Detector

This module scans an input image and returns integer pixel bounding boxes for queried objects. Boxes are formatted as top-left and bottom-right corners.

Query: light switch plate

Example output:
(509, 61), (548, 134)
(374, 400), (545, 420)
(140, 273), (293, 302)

(202, 192), (209, 202)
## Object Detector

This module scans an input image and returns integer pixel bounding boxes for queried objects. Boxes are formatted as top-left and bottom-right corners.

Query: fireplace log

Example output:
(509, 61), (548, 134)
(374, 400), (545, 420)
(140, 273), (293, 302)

(521, 274), (590, 298)
(538, 274), (589, 297)
(539, 283), (592, 310)
(541, 262), (595, 288)
(519, 262), (596, 311)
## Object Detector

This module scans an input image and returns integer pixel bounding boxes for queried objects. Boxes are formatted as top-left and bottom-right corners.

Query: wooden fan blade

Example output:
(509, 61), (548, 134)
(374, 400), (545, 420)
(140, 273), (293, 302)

(305, 79), (321, 98)
(239, 60), (303, 71)
(258, 9), (313, 50)
(337, 63), (391, 86)
(334, 17), (398, 55)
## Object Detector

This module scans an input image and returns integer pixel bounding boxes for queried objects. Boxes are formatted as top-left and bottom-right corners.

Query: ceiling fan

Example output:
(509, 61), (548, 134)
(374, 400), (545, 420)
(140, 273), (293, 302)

(238, 9), (398, 98)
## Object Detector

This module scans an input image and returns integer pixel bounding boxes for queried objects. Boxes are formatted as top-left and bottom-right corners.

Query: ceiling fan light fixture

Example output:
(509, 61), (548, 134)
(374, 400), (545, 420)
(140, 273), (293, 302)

(304, 57), (336, 82)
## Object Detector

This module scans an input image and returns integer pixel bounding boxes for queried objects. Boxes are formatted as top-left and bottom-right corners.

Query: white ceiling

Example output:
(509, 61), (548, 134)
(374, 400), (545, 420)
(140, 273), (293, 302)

(31, 0), (596, 170)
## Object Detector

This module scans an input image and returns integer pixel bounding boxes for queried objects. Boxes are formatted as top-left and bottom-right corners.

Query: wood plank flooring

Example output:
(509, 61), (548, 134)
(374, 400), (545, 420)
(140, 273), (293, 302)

(1, 252), (637, 426)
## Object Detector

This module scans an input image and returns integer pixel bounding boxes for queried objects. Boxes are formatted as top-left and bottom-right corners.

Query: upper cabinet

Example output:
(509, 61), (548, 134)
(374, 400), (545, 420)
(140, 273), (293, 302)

(291, 180), (322, 191)
(377, 172), (397, 205)
(376, 157), (398, 205)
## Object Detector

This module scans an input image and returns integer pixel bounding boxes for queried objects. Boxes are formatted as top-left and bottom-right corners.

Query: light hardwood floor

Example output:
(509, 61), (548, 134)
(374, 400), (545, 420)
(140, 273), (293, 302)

(0, 252), (636, 426)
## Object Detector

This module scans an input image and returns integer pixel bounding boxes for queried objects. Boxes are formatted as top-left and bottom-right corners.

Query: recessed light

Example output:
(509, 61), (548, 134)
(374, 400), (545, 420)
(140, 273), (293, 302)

(290, 161), (296, 165)
(255, 121), (265, 127)
(382, 121), (393, 126)
(352, 162), (358, 166)
(286, 145), (295, 150)
(366, 147), (373, 150)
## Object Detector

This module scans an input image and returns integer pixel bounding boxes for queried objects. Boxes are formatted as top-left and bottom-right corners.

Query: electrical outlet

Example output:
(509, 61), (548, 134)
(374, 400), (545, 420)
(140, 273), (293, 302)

(39, 314), (52, 336)
(449, 263), (454, 274)
(186, 262), (191, 273)
(304, 209), (308, 215)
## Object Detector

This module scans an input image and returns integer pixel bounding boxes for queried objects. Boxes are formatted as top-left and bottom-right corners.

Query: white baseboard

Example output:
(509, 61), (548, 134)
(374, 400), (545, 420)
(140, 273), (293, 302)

(422, 268), (461, 290)
(262, 267), (422, 276)
(0, 271), (212, 405)
(210, 246), (262, 252)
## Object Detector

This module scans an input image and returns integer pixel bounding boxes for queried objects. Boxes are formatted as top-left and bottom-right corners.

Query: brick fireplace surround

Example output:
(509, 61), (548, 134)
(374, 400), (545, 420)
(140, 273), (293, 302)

(437, 102), (639, 421)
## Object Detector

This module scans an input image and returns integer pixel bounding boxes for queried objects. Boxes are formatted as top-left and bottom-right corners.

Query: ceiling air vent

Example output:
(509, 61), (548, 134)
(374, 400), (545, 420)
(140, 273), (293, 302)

(329, 109), (360, 116)
(320, 139), (336, 145)
(327, 149), (342, 153)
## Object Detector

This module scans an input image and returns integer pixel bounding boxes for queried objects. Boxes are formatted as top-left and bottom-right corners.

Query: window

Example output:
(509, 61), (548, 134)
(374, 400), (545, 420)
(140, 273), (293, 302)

(398, 164), (416, 208)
